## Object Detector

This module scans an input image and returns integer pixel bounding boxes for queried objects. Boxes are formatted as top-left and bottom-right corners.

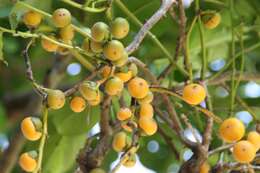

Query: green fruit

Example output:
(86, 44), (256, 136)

(111, 17), (130, 39)
(103, 40), (124, 61)
(90, 168), (106, 173)
(90, 40), (103, 53)
(91, 22), (109, 42)
(79, 81), (100, 101)
(105, 76), (124, 96)
(128, 63), (138, 77)
(52, 8), (71, 28)
(47, 89), (65, 110)
(112, 50), (128, 67)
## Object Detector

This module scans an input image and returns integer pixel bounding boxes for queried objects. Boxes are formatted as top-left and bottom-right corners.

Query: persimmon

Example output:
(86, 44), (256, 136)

(23, 11), (42, 28)
(79, 81), (100, 101)
(60, 24), (74, 41)
(19, 151), (37, 172)
(70, 96), (86, 113)
(117, 107), (132, 121)
(138, 117), (157, 136)
(112, 131), (127, 152)
(52, 8), (71, 28)
(91, 22), (109, 42)
(112, 51), (128, 67)
(114, 71), (132, 83)
(90, 168), (105, 173)
(111, 17), (130, 39)
(104, 76), (124, 96)
(47, 89), (65, 110)
(219, 118), (245, 143)
(199, 161), (210, 173)
(123, 154), (136, 167)
(139, 103), (154, 118)
(137, 91), (153, 105)
(202, 12), (221, 29)
(233, 140), (256, 163)
(182, 83), (206, 105)
(247, 131), (260, 151)
(103, 40), (124, 61)
(90, 40), (103, 53)
(128, 77), (149, 99)
(21, 117), (42, 141)
(101, 65), (112, 78)
(41, 36), (59, 52)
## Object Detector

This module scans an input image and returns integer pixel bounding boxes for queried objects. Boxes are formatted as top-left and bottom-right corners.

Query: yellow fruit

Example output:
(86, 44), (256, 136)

(47, 89), (66, 110)
(90, 168), (105, 173)
(182, 83), (206, 105)
(21, 117), (42, 141)
(247, 131), (260, 151)
(103, 40), (124, 61)
(219, 118), (245, 143)
(111, 17), (130, 39)
(19, 151), (37, 172)
(70, 96), (86, 113)
(112, 51), (128, 67)
(202, 13), (221, 29)
(139, 103), (154, 118)
(90, 40), (103, 53)
(233, 140), (256, 163)
(82, 38), (93, 54)
(88, 92), (102, 106)
(105, 77), (124, 96)
(112, 131), (127, 152)
(128, 63), (138, 77)
(137, 91), (153, 105)
(79, 81), (100, 101)
(123, 154), (136, 167)
(138, 117), (157, 136)
(101, 65), (112, 78)
(199, 162), (210, 173)
(114, 71), (132, 83)
(60, 24), (74, 41)
(128, 77), (149, 99)
(121, 121), (137, 132)
(23, 11), (42, 28)
(117, 107), (132, 121)
(41, 36), (59, 52)
(52, 8), (71, 28)
(91, 22), (109, 42)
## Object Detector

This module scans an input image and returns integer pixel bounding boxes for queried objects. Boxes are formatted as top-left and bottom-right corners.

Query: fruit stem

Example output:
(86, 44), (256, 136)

(61, 0), (107, 13)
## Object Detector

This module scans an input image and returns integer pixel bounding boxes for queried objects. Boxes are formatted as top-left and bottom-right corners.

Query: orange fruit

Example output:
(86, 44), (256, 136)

(47, 89), (66, 110)
(114, 71), (132, 83)
(19, 151), (37, 172)
(199, 161), (210, 173)
(104, 77), (124, 96)
(60, 24), (74, 41)
(70, 96), (86, 113)
(101, 65), (112, 78)
(138, 117), (157, 136)
(103, 40), (124, 61)
(128, 77), (149, 99)
(41, 36), (59, 52)
(23, 11), (42, 28)
(247, 131), (260, 151)
(202, 12), (221, 29)
(137, 91), (153, 105)
(21, 117), (42, 141)
(117, 107), (132, 121)
(112, 131), (127, 152)
(233, 140), (256, 163)
(52, 8), (71, 28)
(182, 83), (206, 105)
(139, 103), (154, 118)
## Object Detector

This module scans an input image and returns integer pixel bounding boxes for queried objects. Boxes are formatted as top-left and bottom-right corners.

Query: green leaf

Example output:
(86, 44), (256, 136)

(0, 32), (7, 66)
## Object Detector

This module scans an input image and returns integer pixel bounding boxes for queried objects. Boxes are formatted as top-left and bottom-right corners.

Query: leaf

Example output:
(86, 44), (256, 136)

(9, 2), (26, 30)
(0, 32), (7, 66)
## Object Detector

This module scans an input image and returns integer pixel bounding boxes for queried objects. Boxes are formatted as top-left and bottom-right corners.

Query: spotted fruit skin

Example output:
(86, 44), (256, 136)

(182, 83), (206, 105)
(233, 140), (256, 163)
(128, 77), (149, 99)
(52, 8), (71, 28)
(111, 17), (130, 39)
(103, 40), (125, 61)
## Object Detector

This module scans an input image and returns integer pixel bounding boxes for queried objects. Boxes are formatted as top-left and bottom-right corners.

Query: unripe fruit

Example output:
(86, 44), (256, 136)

(105, 76), (124, 96)
(182, 83), (206, 105)
(60, 24), (74, 41)
(111, 17), (130, 39)
(202, 12), (221, 29)
(70, 96), (86, 113)
(233, 140), (256, 163)
(128, 77), (149, 99)
(112, 51), (128, 67)
(52, 8), (71, 28)
(123, 154), (136, 167)
(47, 89), (65, 110)
(219, 118), (245, 143)
(114, 71), (132, 83)
(21, 117), (42, 141)
(79, 81), (100, 101)
(199, 162), (210, 173)
(138, 117), (157, 136)
(90, 40), (103, 53)
(117, 107), (132, 121)
(247, 131), (260, 151)
(19, 151), (37, 172)
(112, 131), (127, 152)
(139, 103), (154, 118)
(137, 91), (153, 105)
(91, 22), (109, 42)
(128, 63), (138, 77)
(23, 11), (42, 28)
(82, 38), (93, 54)
(41, 36), (59, 52)
(90, 168), (105, 173)
(103, 40), (124, 61)
(101, 65), (112, 78)
(88, 92), (102, 106)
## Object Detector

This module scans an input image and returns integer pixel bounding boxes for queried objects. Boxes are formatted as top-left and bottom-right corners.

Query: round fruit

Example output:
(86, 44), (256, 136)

(128, 77), (149, 99)
(202, 12), (221, 29)
(103, 40), (124, 61)
(90, 40), (103, 53)
(111, 17), (130, 39)
(233, 140), (256, 163)
(121, 121), (137, 132)
(182, 83), (206, 105)
(138, 117), (157, 136)
(88, 92), (102, 106)
(70, 96), (86, 113)
(101, 65), (112, 78)
(128, 63), (138, 77)
(105, 76), (124, 96)
(139, 103), (154, 118)
(112, 51), (128, 67)
(199, 162), (210, 173)
(41, 36), (59, 52)
(115, 71), (132, 83)
(247, 131), (260, 151)
(52, 8), (71, 28)
(91, 22), (109, 42)
(60, 24), (74, 41)
(112, 131), (127, 152)
(19, 151), (37, 172)
(123, 154), (136, 167)
(47, 89), (65, 110)
(79, 81), (100, 101)
(219, 118), (245, 143)
(117, 107), (132, 121)
(137, 91), (153, 105)
(21, 117), (42, 141)
(23, 11), (42, 28)
(90, 168), (105, 173)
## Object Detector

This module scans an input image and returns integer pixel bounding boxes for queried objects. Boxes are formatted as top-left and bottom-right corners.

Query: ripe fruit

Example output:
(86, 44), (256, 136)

(199, 162), (210, 173)
(70, 96), (86, 113)
(47, 89), (65, 110)
(90, 168), (105, 173)
(103, 40), (124, 61)
(233, 140), (256, 163)
(60, 24), (74, 41)
(128, 77), (149, 99)
(138, 117), (157, 136)
(247, 131), (260, 151)
(123, 154), (136, 167)
(112, 131), (127, 152)
(112, 51), (128, 67)
(79, 81), (100, 101)
(137, 91), (153, 105)
(21, 117), (42, 141)
(19, 151), (37, 172)
(111, 17), (130, 39)
(23, 11), (42, 28)
(182, 83), (206, 105)
(117, 107), (132, 121)
(91, 22), (109, 42)
(52, 8), (71, 28)
(115, 71), (132, 83)
(41, 36), (59, 52)
(101, 65), (112, 78)
(139, 103), (154, 118)
(202, 12), (221, 29)
(90, 40), (103, 53)
(105, 76), (124, 96)
(121, 121), (137, 132)
(219, 118), (245, 143)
